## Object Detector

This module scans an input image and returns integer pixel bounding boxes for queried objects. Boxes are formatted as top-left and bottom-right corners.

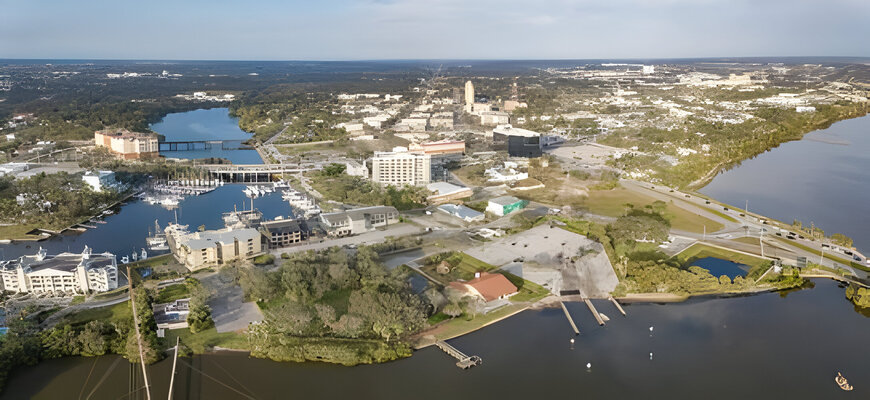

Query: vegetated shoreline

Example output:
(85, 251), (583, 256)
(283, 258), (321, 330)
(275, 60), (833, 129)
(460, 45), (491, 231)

(685, 107), (869, 191)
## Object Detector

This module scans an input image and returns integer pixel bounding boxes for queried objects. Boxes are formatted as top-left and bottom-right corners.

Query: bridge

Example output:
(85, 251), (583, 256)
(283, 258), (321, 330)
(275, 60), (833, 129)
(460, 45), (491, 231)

(201, 163), (322, 182)
(159, 140), (251, 152)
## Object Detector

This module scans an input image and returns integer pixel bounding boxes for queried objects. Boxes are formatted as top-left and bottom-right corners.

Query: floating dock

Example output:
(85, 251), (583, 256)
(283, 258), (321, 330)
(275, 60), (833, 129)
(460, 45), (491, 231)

(584, 298), (605, 326)
(434, 340), (482, 369)
(608, 296), (626, 316)
(560, 301), (580, 335)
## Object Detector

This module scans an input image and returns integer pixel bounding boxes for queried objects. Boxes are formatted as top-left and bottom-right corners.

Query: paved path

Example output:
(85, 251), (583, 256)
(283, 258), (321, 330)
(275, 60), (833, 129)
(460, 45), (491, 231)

(269, 223), (424, 256)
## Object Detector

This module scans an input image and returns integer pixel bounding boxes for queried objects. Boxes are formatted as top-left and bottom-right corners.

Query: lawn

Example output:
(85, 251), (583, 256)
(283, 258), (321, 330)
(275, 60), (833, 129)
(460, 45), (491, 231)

(163, 327), (250, 353)
(583, 188), (724, 234)
(63, 301), (131, 327)
(0, 224), (42, 240)
(155, 283), (190, 304)
(422, 303), (529, 342)
(420, 252), (500, 285)
(499, 271), (550, 302)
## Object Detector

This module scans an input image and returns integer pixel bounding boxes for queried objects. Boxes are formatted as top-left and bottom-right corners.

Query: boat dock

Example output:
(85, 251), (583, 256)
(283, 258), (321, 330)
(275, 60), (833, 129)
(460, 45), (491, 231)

(584, 298), (605, 326)
(560, 301), (580, 335)
(434, 340), (482, 369)
(609, 296), (626, 316)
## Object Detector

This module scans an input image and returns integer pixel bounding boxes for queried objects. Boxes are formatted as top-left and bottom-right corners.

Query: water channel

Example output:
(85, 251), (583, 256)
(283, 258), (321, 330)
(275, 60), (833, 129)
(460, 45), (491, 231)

(152, 108), (262, 164)
(3, 111), (870, 399)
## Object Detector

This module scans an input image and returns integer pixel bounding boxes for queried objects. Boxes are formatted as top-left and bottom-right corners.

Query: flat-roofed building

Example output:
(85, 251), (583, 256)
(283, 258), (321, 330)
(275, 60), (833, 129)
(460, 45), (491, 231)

(82, 170), (116, 192)
(408, 140), (465, 156)
(166, 226), (263, 270)
(371, 147), (431, 186)
(486, 196), (528, 217)
(480, 111), (510, 126)
(0, 246), (118, 294)
(492, 124), (543, 158)
(260, 218), (308, 249)
(319, 206), (399, 237)
(437, 204), (484, 223)
(426, 181), (473, 204)
(94, 128), (159, 160)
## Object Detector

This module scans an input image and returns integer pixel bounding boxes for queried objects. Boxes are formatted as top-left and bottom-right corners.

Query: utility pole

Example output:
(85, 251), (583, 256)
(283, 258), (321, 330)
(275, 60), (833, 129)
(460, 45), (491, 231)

(703, 225), (706, 241)
(127, 266), (152, 400)
(759, 229), (764, 258)
(167, 337), (179, 400)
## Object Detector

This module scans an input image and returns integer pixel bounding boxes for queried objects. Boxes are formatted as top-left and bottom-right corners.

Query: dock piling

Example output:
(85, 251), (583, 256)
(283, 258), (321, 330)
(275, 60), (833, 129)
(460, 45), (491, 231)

(560, 301), (580, 335)
(584, 298), (605, 326)
(608, 296), (626, 316)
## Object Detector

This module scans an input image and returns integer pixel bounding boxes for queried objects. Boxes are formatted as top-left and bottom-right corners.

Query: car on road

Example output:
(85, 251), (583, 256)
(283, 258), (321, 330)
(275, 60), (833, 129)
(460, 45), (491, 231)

(684, 194), (690, 198)
(854, 255), (862, 262)
(822, 244), (830, 248)
(844, 250), (854, 256)
(705, 200), (711, 204)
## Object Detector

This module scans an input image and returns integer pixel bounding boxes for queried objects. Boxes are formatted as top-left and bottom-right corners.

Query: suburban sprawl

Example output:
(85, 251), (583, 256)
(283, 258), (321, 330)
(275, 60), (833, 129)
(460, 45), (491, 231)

(0, 59), (869, 395)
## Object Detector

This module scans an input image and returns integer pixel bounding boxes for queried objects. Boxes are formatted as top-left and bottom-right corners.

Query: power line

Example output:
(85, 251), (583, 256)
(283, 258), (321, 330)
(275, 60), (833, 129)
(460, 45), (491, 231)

(177, 358), (258, 400)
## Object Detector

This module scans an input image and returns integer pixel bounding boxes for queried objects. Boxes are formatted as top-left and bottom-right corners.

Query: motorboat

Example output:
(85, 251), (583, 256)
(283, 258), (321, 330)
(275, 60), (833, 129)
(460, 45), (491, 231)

(835, 372), (853, 391)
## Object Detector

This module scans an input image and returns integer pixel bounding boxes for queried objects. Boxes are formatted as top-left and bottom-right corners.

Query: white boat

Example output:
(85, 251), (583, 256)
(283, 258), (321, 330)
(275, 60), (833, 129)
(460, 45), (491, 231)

(140, 248), (148, 260)
(120, 255), (130, 264)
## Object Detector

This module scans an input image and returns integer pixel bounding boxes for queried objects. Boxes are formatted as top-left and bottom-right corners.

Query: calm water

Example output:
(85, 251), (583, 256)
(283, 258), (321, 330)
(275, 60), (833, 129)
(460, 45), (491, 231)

(0, 186), (292, 260)
(701, 113), (870, 249)
(691, 257), (748, 279)
(3, 279), (868, 400)
(151, 108), (263, 164)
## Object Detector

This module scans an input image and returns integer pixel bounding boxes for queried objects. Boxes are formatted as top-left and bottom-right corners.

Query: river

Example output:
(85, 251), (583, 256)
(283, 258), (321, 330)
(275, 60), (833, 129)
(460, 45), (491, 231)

(700, 113), (870, 249)
(152, 108), (263, 164)
(2, 279), (867, 399)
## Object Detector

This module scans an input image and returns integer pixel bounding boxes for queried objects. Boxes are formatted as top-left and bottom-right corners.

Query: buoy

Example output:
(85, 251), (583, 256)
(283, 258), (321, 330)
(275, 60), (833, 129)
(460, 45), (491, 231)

(649, 326), (654, 332)
(649, 352), (653, 360)
(586, 362), (592, 369)
(570, 338), (575, 344)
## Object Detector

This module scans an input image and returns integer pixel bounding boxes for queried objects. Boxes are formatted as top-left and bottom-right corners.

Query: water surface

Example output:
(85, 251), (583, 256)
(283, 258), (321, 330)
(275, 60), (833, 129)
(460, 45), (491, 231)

(151, 108), (262, 164)
(701, 114), (870, 249)
(3, 280), (867, 399)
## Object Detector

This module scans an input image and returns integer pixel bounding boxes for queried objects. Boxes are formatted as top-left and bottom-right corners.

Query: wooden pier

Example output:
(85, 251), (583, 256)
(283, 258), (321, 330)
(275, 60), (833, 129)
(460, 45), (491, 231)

(584, 298), (605, 326)
(434, 340), (482, 369)
(608, 296), (626, 316)
(560, 301), (580, 335)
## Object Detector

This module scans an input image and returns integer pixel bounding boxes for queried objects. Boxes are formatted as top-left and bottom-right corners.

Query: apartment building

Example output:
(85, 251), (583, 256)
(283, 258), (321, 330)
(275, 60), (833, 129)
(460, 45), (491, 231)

(319, 206), (399, 237)
(0, 247), (118, 294)
(166, 226), (262, 270)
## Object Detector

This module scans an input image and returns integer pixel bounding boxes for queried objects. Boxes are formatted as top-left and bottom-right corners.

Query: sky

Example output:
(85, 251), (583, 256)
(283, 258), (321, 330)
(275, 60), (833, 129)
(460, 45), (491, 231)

(1, 0), (868, 60)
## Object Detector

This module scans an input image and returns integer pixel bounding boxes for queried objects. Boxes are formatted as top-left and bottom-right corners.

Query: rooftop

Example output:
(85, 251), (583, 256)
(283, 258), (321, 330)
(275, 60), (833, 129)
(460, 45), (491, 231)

(488, 196), (523, 206)
(463, 272), (518, 302)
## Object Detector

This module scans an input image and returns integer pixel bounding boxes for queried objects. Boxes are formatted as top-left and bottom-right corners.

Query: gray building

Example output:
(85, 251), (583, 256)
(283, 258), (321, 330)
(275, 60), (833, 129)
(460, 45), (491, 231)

(260, 218), (309, 248)
(319, 206), (399, 237)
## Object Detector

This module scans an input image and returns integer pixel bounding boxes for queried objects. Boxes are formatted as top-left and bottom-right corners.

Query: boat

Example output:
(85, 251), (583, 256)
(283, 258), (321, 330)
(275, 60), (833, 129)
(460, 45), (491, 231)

(835, 372), (853, 391)
(120, 255), (130, 264)
(140, 248), (148, 260)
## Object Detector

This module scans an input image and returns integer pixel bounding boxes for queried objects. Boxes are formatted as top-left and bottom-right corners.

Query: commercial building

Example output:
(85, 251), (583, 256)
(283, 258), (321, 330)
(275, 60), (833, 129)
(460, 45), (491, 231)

(449, 272), (518, 303)
(166, 226), (263, 270)
(408, 141), (465, 156)
(0, 247), (118, 294)
(427, 181), (473, 204)
(82, 170), (116, 192)
(486, 196), (528, 216)
(437, 204), (484, 223)
(260, 218), (308, 249)
(319, 206), (399, 237)
(371, 147), (431, 186)
(492, 125), (543, 158)
(94, 128), (159, 160)
(480, 111), (510, 126)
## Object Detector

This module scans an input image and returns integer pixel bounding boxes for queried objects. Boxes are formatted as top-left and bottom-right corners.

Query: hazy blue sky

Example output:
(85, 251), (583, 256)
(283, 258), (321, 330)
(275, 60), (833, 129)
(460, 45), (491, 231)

(1, 0), (868, 60)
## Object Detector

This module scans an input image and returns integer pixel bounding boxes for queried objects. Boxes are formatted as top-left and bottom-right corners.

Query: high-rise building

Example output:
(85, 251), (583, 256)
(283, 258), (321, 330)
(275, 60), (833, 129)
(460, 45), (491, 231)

(464, 80), (475, 111)
(94, 128), (159, 160)
(371, 147), (431, 186)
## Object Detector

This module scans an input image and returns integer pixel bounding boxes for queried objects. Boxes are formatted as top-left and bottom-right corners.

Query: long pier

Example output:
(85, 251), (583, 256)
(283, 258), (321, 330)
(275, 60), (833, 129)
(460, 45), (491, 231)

(609, 296), (626, 316)
(434, 340), (482, 369)
(584, 298), (605, 326)
(560, 301), (580, 335)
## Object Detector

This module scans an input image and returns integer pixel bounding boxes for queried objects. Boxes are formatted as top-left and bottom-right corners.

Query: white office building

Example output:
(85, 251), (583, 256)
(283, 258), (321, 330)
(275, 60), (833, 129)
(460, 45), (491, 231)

(371, 147), (431, 186)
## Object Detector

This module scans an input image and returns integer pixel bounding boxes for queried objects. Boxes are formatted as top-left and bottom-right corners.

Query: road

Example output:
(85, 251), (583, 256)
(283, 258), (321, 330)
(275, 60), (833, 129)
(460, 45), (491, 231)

(268, 222), (424, 256)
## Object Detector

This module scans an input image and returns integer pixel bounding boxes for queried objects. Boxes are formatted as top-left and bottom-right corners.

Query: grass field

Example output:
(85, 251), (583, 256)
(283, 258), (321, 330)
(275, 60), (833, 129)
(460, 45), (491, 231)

(63, 301), (131, 327)
(420, 252), (500, 285)
(583, 188), (724, 234)
(163, 327), (250, 353)
(0, 224), (41, 240)
(155, 283), (190, 303)
(499, 271), (550, 302)
(422, 303), (529, 342)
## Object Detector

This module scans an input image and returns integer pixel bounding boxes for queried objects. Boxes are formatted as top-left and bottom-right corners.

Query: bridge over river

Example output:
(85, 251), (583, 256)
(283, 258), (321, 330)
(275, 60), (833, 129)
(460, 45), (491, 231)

(159, 139), (251, 152)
